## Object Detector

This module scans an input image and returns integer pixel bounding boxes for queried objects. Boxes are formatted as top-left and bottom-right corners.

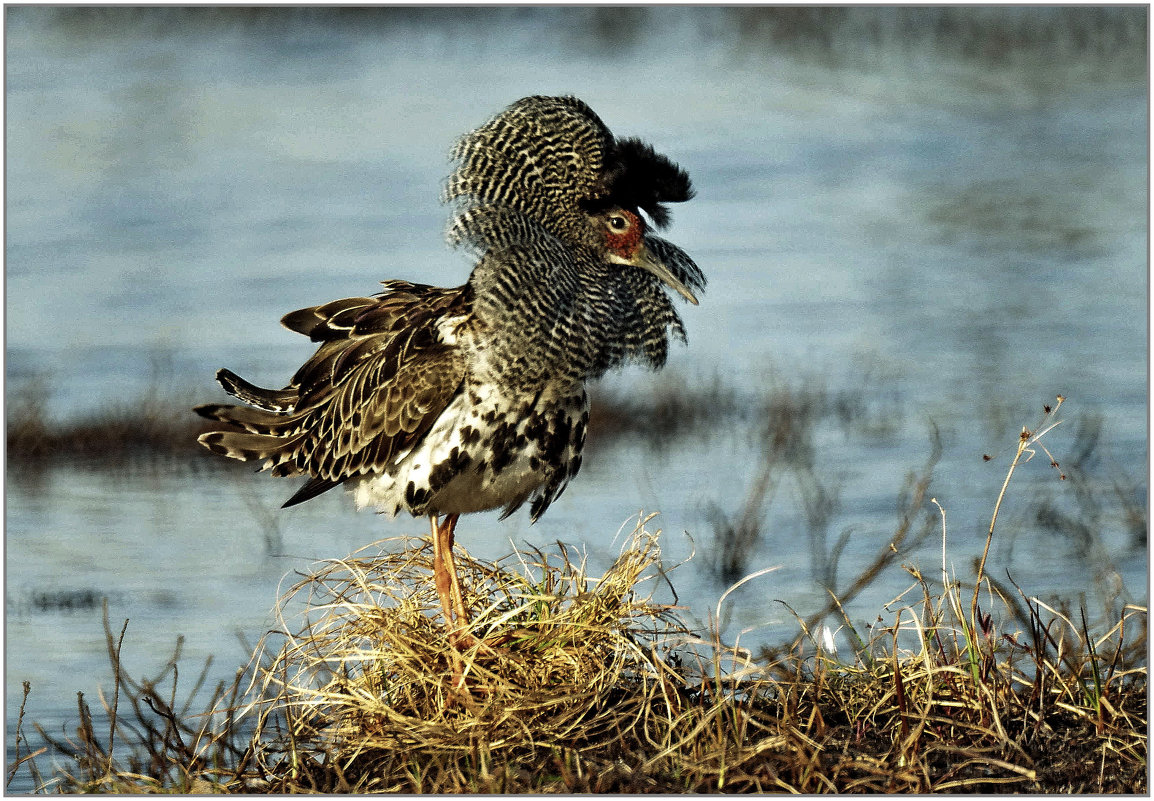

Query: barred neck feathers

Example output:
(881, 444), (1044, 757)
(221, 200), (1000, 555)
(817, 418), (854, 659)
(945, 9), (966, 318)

(465, 223), (689, 387)
(445, 95), (705, 387)
(443, 96), (609, 245)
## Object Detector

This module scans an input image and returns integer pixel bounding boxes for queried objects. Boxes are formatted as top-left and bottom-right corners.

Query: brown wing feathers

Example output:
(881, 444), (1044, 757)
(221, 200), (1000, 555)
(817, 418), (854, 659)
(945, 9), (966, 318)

(195, 282), (469, 506)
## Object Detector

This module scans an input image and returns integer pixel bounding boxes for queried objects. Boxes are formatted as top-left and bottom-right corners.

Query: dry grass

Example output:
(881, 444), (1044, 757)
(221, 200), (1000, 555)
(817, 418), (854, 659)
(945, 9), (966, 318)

(11, 520), (1146, 793)
(241, 524), (711, 793)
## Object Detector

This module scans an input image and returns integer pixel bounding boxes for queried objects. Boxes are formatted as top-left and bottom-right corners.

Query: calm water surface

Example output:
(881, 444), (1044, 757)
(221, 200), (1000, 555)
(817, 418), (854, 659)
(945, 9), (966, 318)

(5, 8), (1147, 789)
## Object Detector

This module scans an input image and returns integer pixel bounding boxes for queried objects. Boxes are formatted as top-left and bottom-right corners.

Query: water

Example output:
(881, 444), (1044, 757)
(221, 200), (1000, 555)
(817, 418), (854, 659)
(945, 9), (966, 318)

(5, 8), (1147, 791)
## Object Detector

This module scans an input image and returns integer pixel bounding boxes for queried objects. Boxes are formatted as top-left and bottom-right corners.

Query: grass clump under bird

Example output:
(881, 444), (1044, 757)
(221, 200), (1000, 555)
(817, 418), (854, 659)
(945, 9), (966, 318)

(244, 524), (704, 792)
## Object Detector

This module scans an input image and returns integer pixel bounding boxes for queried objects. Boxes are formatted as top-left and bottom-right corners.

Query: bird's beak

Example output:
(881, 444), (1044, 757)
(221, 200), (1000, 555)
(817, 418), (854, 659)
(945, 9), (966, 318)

(633, 243), (699, 305)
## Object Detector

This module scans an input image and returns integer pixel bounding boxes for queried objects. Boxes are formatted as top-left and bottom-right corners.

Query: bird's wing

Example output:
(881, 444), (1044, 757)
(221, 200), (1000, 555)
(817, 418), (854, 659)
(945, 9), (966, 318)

(196, 282), (470, 505)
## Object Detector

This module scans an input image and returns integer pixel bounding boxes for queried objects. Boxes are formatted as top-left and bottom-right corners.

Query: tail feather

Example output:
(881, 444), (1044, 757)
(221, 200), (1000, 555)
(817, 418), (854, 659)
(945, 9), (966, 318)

(216, 368), (297, 412)
(282, 476), (341, 507)
(194, 402), (306, 436)
(196, 430), (305, 472)
(281, 297), (378, 341)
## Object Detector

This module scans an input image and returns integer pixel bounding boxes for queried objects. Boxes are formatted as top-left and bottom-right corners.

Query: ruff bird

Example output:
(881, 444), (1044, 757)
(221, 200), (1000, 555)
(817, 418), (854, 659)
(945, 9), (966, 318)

(195, 95), (703, 634)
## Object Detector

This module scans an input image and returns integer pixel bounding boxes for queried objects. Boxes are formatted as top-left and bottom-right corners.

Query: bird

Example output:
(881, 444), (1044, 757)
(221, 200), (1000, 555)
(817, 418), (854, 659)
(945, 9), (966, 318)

(194, 95), (704, 637)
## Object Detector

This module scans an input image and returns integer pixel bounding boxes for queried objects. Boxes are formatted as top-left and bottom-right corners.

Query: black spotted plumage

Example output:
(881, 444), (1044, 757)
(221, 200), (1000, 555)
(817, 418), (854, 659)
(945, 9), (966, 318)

(195, 96), (704, 631)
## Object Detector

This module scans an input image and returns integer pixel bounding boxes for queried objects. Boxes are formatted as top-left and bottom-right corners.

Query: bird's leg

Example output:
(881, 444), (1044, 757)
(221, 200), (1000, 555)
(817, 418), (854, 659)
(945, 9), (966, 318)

(439, 514), (471, 628)
(431, 514), (472, 640)
(430, 514), (457, 629)
(430, 514), (474, 698)
(432, 518), (520, 656)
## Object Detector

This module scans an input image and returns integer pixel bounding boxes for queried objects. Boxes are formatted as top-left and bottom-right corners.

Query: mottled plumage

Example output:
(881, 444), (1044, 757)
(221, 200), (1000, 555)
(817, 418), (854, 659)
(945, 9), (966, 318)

(195, 95), (704, 631)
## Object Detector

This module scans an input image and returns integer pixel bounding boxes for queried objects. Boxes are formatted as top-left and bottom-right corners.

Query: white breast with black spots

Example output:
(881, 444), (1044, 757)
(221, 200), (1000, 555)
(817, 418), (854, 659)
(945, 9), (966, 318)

(350, 380), (589, 521)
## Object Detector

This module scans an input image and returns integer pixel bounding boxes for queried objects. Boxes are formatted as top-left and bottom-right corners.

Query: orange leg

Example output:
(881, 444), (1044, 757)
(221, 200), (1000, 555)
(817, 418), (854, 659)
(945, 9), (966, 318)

(430, 514), (457, 629)
(440, 514), (470, 627)
(431, 514), (474, 696)
(431, 514), (470, 631)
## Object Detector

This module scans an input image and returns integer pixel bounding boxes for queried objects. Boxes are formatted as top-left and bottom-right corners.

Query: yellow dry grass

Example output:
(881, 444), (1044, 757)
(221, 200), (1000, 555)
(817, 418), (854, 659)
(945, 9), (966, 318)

(240, 519), (751, 792)
(11, 518), (1147, 793)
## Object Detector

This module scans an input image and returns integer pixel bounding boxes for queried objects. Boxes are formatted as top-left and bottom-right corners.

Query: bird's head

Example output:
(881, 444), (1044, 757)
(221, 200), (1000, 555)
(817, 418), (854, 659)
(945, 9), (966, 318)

(594, 207), (699, 305)
(447, 95), (704, 314)
(578, 128), (702, 306)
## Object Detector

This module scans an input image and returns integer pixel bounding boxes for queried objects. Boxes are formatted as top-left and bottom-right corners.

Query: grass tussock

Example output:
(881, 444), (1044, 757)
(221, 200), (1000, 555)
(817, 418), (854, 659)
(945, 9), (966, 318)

(245, 525), (704, 793)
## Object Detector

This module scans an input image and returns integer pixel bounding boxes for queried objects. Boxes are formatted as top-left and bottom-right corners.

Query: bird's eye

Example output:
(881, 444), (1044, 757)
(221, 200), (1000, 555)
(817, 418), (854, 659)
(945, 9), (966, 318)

(607, 215), (629, 231)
